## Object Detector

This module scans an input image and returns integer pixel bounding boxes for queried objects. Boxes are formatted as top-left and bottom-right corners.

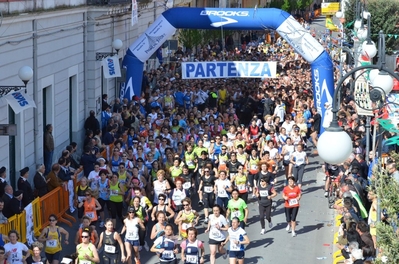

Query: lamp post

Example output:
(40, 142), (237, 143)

(0, 66), (34, 97)
(95, 39), (123, 61)
(317, 32), (399, 165)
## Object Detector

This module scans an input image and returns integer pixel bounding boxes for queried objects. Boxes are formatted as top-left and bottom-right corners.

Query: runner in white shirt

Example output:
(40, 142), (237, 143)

(205, 205), (229, 264)
(121, 207), (145, 264)
(214, 171), (233, 209)
(290, 144), (309, 190)
(4, 230), (30, 264)
(221, 217), (250, 264)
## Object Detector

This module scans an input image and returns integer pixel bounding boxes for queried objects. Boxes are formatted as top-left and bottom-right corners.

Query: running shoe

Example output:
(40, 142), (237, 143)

(269, 222), (273, 229)
(178, 235), (182, 241)
(324, 191), (329, 198)
(292, 231), (297, 237)
(286, 224), (291, 232)
(204, 218), (209, 224)
(260, 229), (265, 235)
(99, 221), (104, 228)
(223, 252), (228, 259)
(198, 200), (204, 206)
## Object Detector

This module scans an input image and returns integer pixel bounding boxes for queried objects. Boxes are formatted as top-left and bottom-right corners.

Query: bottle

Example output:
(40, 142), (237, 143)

(239, 234), (245, 251)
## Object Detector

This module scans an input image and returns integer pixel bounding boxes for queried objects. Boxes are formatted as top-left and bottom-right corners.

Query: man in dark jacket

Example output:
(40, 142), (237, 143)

(8, 190), (24, 217)
(0, 167), (7, 198)
(17, 167), (34, 207)
(33, 164), (48, 197)
(84, 110), (100, 133)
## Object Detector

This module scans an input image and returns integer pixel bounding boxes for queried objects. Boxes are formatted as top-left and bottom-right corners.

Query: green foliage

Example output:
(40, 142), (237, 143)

(269, 0), (283, 9)
(344, 0), (399, 54)
(371, 152), (399, 263)
(281, 0), (290, 12)
(268, 0), (313, 12)
(177, 29), (236, 51)
(177, 29), (204, 50)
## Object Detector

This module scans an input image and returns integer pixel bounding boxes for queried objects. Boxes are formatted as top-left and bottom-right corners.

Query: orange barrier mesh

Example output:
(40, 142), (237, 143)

(40, 186), (76, 228)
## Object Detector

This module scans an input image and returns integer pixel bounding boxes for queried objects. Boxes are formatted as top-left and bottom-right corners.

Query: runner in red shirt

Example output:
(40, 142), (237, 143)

(282, 176), (302, 237)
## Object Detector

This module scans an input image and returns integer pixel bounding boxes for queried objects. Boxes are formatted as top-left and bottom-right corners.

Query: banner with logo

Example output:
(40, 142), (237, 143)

(182, 61), (277, 79)
(121, 7), (335, 117)
(132, 0), (138, 26)
(4, 92), (36, 114)
(102, 56), (121, 79)
(311, 51), (335, 134)
(25, 203), (35, 246)
(276, 16), (324, 63)
(130, 16), (176, 62)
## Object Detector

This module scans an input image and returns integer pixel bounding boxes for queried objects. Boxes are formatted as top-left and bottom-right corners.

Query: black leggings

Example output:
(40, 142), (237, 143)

(247, 173), (259, 188)
(109, 201), (123, 220)
(285, 207), (299, 222)
(259, 203), (272, 229)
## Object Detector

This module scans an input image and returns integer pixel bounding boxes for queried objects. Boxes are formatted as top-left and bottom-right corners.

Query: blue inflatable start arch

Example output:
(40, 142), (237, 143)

(121, 7), (334, 133)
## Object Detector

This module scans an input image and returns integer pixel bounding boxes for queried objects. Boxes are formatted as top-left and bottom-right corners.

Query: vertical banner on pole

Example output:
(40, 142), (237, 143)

(132, 0), (138, 26)
(25, 203), (35, 246)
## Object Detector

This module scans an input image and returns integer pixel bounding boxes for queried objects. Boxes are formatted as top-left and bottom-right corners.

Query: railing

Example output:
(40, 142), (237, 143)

(40, 186), (76, 228)
(0, 185), (76, 243)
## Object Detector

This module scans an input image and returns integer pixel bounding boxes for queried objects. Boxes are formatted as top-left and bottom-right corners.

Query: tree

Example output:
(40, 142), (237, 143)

(177, 29), (204, 51)
(344, 0), (399, 54)
(372, 150), (399, 263)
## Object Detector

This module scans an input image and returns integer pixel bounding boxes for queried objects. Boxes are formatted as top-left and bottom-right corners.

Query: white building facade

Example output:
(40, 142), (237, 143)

(0, 0), (171, 186)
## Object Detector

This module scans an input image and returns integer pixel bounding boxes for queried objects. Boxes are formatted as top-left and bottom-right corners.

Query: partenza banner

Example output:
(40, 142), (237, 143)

(182, 61), (277, 79)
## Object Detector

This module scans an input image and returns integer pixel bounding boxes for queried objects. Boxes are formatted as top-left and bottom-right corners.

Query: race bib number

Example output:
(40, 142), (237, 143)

(85, 211), (95, 219)
(296, 158), (304, 163)
(182, 223), (192, 230)
(230, 240), (240, 251)
(186, 255), (198, 263)
(218, 189), (227, 196)
(104, 245), (116, 253)
(126, 231), (138, 240)
(251, 164), (258, 171)
(110, 190), (119, 196)
(204, 186), (213, 193)
(259, 190), (269, 197)
(173, 194), (181, 200)
(183, 182), (191, 189)
(237, 184), (246, 192)
(186, 160), (194, 166)
(231, 210), (241, 218)
(289, 199), (298, 206)
(80, 260), (91, 264)
(211, 229), (221, 238)
(162, 250), (173, 259)
(46, 239), (58, 248)
(78, 196), (85, 203)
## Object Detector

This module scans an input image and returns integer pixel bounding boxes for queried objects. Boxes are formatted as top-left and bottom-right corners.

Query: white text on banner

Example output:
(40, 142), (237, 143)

(182, 61), (277, 79)
(102, 56), (121, 79)
(4, 92), (36, 114)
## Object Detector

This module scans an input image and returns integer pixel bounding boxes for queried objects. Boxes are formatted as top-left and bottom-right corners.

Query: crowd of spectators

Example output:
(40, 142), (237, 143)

(0, 24), (396, 263)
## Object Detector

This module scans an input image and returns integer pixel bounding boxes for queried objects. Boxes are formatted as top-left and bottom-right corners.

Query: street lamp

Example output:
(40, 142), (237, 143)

(0, 66), (34, 97)
(95, 39), (124, 61)
(317, 32), (399, 165)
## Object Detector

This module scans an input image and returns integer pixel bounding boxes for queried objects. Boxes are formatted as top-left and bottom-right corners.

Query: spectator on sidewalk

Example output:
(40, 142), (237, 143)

(34, 164), (49, 198)
(0, 167), (7, 198)
(0, 199), (7, 224)
(18, 167), (34, 207)
(84, 110), (100, 134)
(44, 124), (55, 175)
(8, 190), (24, 217)
(47, 163), (63, 192)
